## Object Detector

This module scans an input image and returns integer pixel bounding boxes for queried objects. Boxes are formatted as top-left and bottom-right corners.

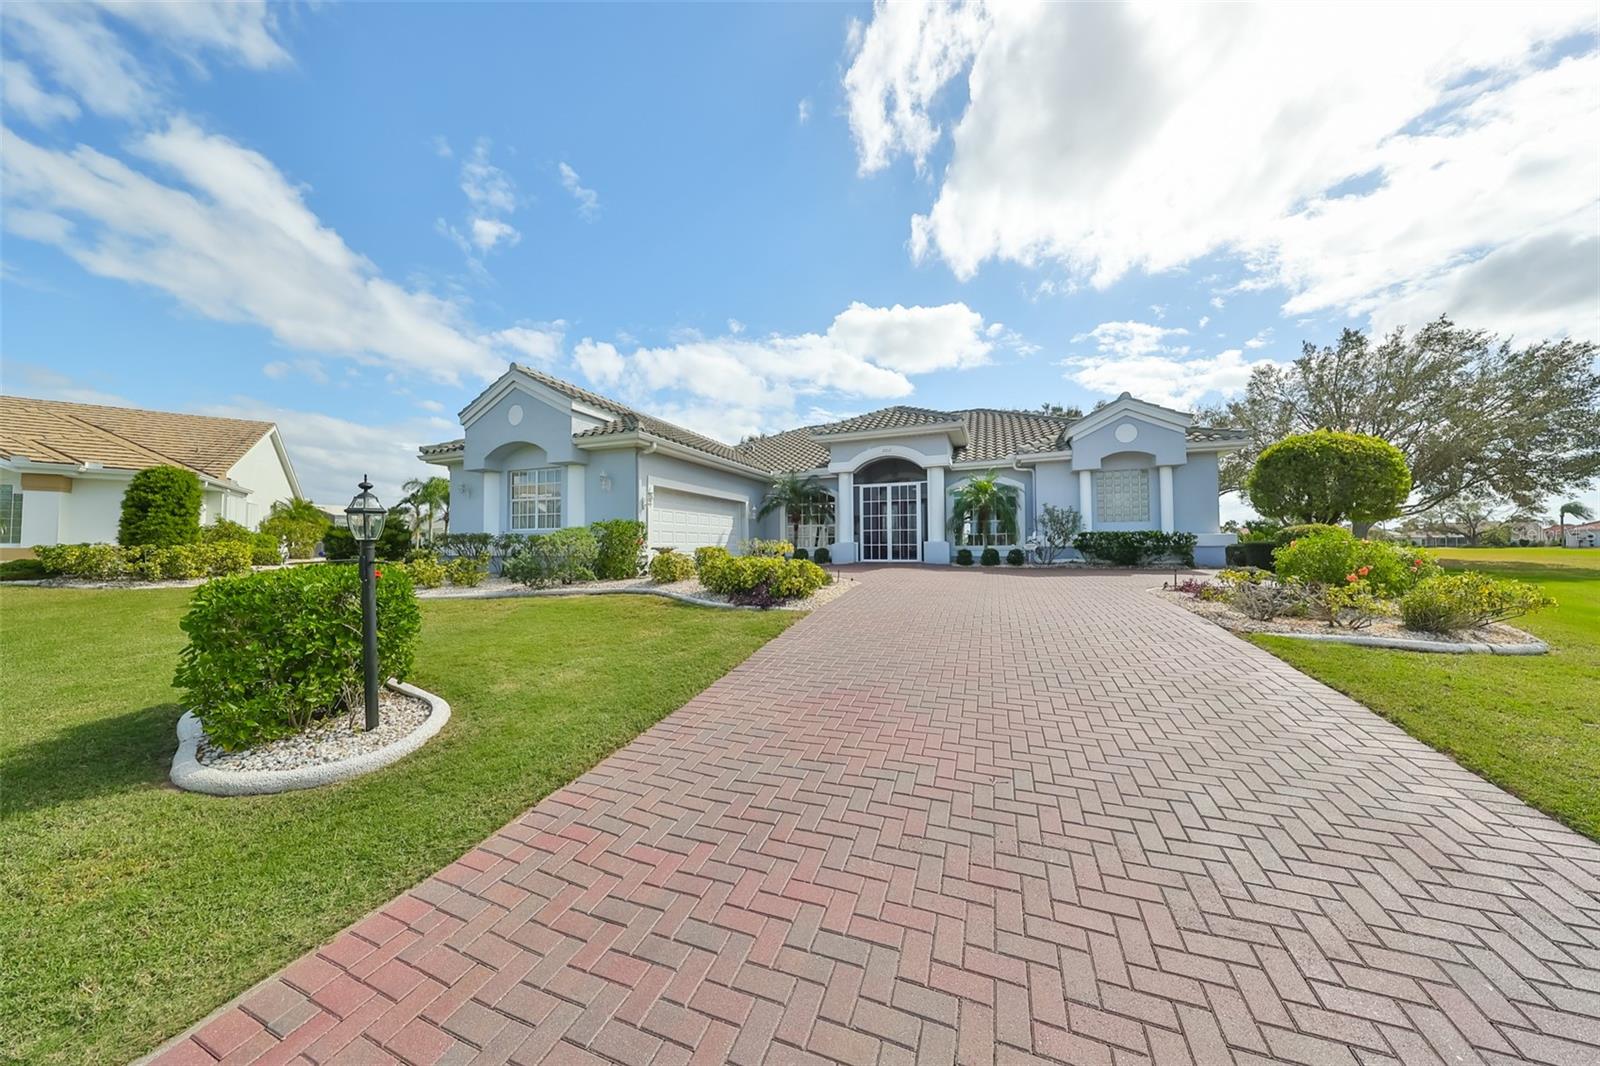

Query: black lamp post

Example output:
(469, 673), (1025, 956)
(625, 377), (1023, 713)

(345, 476), (388, 731)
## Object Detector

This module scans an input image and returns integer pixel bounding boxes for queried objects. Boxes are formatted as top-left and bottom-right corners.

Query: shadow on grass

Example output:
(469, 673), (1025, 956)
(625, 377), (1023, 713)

(2, 702), (183, 817)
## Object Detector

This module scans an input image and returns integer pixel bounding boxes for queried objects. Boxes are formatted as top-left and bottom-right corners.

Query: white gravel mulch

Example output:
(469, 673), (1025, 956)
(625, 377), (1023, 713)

(197, 688), (433, 773)
(416, 571), (857, 611)
(1155, 587), (1542, 648)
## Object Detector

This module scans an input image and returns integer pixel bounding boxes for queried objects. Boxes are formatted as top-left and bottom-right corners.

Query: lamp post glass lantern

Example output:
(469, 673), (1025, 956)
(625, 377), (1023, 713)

(345, 477), (388, 731)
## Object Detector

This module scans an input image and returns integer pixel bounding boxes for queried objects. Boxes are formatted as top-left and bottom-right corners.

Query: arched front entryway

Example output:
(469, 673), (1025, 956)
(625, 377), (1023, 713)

(854, 457), (926, 562)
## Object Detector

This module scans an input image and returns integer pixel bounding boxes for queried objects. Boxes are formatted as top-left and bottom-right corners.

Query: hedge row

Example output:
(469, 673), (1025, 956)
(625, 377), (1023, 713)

(695, 546), (829, 606)
(34, 541), (253, 581)
(1072, 531), (1198, 567)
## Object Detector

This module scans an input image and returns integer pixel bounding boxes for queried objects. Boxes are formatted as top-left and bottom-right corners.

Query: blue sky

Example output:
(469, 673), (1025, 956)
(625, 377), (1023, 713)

(3, 2), (1597, 514)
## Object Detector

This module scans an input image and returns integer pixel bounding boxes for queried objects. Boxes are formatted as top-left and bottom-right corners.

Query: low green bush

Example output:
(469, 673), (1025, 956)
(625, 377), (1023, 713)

(0, 557), (47, 581)
(648, 550), (696, 583)
(1400, 572), (1556, 634)
(403, 555), (448, 588)
(31, 542), (251, 580)
(502, 527), (598, 588)
(1274, 523), (1345, 547)
(590, 519), (646, 580)
(1005, 548), (1025, 566)
(1072, 531), (1198, 567)
(206, 522), (284, 567)
(445, 556), (487, 587)
(698, 554), (828, 605)
(980, 547), (1001, 566)
(955, 548), (974, 566)
(694, 546), (730, 576)
(174, 564), (422, 751)
(1273, 528), (1438, 596)
(792, 547), (809, 561)
(812, 547), (831, 565)
(742, 538), (793, 558)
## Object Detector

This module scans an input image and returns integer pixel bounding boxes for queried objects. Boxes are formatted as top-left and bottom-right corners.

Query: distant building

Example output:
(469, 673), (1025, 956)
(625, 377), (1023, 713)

(0, 395), (303, 559)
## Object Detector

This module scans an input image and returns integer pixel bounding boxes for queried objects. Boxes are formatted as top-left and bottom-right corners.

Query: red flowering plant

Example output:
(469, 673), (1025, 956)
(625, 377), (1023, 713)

(1275, 527), (1439, 598)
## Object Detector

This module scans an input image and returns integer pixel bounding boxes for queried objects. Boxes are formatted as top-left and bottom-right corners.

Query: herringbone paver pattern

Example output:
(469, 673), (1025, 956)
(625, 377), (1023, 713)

(151, 567), (1600, 1065)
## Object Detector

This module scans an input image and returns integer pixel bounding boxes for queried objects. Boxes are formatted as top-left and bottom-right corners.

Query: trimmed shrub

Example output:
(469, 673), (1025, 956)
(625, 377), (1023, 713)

(1072, 531), (1199, 567)
(1274, 523), (1345, 547)
(0, 558), (47, 581)
(202, 519), (280, 566)
(694, 546), (730, 575)
(174, 564), (422, 751)
(502, 527), (598, 587)
(698, 555), (828, 605)
(30, 542), (249, 580)
(1005, 548), (1026, 567)
(792, 547), (809, 561)
(322, 526), (357, 560)
(1274, 528), (1439, 597)
(445, 556), (488, 587)
(259, 499), (333, 559)
(742, 538), (794, 558)
(648, 549), (696, 583)
(980, 547), (1001, 566)
(1245, 429), (1410, 527)
(812, 547), (831, 565)
(118, 465), (202, 547)
(591, 519), (646, 580)
(404, 555), (448, 588)
(955, 548), (974, 566)
(1400, 572), (1555, 633)
(1225, 542), (1276, 570)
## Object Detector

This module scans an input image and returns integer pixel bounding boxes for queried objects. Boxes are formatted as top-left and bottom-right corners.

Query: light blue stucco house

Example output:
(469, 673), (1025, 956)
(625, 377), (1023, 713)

(420, 364), (1247, 566)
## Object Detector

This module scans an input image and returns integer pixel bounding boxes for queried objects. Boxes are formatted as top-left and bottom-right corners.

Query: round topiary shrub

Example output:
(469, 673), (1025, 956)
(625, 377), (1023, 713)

(1005, 548), (1025, 566)
(792, 547), (809, 561)
(648, 549), (696, 583)
(955, 548), (974, 566)
(174, 564), (422, 751)
(980, 547), (1001, 566)
(1245, 430), (1410, 528)
(812, 547), (831, 565)
(119, 465), (202, 547)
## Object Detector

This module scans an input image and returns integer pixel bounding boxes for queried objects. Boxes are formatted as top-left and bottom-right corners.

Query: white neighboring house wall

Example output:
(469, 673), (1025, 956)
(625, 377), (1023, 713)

(220, 430), (300, 528)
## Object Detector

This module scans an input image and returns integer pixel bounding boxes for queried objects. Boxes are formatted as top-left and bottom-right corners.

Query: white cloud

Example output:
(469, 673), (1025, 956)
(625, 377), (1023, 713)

(797, 97), (813, 125)
(1197, 315), (1210, 329)
(469, 216), (519, 252)
(1243, 328), (1273, 350)
(844, 2), (1600, 338)
(2, 119), (503, 384)
(1063, 319), (1279, 408)
(262, 358), (328, 384)
(442, 138), (521, 261)
(1, 58), (81, 125)
(417, 399), (445, 413)
(205, 402), (446, 507)
(727, 318), (745, 334)
(558, 162), (600, 220)
(490, 324), (565, 365)
(569, 301), (1010, 441)
(1, 1), (287, 120)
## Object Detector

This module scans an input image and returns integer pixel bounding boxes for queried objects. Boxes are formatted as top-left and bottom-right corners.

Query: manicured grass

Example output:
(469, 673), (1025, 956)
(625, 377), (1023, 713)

(1252, 547), (1600, 841)
(0, 588), (797, 1065)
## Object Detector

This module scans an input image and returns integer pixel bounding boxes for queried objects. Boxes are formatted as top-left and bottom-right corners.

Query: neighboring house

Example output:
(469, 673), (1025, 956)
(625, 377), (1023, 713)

(1505, 519), (1551, 545)
(0, 395), (303, 559)
(1558, 520), (1600, 548)
(419, 365), (1246, 565)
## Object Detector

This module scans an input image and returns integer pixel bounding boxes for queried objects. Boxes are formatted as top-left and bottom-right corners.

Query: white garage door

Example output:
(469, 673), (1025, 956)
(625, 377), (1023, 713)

(648, 488), (745, 552)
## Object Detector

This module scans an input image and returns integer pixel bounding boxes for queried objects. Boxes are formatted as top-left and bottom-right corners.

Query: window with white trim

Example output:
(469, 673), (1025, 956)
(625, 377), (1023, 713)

(509, 468), (563, 530)
(0, 485), (20, 545)
(793, 496), (835, 550)
(1095, 469), (1150, 524)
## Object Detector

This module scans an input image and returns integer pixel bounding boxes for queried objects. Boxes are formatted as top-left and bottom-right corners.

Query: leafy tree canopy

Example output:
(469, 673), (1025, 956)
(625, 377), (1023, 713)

(1244, 429), (1411, 527)
(1200, 317), (1600, 515)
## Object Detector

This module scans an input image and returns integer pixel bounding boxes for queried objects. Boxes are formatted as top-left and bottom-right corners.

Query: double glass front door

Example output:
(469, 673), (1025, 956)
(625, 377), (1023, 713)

(858, 482), (923, 562)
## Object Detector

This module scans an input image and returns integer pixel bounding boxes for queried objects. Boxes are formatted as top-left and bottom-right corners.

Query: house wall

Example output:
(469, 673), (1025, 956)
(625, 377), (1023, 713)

(583, 449), (638, 525)
(827, 433), (954, 472)
(463, 388), (587, 468)
(1070, 419), (1187, 470)
(1172, 452), (1222, 534)
(638, 450), (772, 546)
(946, 468), (1034, 544)
(224, 432), (300, 528)
(57, 477), (127, 543)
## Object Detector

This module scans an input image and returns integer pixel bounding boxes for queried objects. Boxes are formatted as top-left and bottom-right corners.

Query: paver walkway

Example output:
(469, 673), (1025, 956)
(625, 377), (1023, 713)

(152, 567), (1600, 1066)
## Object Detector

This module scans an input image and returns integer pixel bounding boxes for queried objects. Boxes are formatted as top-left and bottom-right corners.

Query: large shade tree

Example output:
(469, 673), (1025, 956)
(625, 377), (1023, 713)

(1200, 317), (1600, 516)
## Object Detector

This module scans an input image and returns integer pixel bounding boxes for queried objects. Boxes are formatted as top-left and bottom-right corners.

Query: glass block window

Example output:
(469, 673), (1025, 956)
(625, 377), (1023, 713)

(509, 468), (563, 530)
(0, 485), (20, 544)
(1095, 469), (1150, 524)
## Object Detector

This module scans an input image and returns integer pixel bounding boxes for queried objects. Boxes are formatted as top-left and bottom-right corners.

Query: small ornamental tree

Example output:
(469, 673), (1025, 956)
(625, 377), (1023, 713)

(259, 498), (332, 559)
(118, 465), (202, 547)
(1245, 430), (1410, 532)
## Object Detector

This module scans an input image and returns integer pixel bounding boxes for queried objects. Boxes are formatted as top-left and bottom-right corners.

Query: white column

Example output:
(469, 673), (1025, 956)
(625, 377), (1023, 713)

(923, 466), (949, 564)
(565, 465), (586, 527)
(1078, 469), (1094, 531)
(1159, 465), (1175, 533)
(835, 471), (854, 562)
(482, 471), (503, 535)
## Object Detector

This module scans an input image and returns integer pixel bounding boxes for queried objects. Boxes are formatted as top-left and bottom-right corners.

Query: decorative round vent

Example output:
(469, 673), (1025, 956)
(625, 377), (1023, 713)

(1115, 422), (1138, 443)
(508, 404), (524, 427)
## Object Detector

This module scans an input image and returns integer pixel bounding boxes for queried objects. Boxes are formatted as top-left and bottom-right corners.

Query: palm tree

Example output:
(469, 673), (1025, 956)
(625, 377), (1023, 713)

(400, 476), (451, 547)
(756, 473), (833, 547)
(1558, 500), (1594, 545)
(948, 471), (1020, 546)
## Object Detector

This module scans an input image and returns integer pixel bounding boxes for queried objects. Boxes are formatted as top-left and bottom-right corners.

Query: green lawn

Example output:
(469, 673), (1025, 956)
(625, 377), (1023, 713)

(0, 588), (797, 1065)
(1252, 547), (1600, 841)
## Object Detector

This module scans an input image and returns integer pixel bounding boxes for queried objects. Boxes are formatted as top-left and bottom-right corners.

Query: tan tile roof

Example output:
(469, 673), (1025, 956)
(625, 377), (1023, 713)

(0, 395), (275, 479)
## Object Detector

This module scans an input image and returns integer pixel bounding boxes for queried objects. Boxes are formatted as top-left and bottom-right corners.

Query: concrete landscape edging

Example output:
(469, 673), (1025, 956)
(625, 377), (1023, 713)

(1266, 631), (1551, 655)
(169, 681), (451, 796)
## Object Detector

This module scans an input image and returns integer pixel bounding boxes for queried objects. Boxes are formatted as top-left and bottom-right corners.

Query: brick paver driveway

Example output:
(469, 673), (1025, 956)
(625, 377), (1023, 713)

(154, 567), (1600, 1066)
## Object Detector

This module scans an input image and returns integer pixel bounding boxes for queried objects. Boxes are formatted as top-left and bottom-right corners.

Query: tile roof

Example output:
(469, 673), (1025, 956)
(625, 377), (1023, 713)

(0, 395), (275, 479)
(422, 369), (1247, 475)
